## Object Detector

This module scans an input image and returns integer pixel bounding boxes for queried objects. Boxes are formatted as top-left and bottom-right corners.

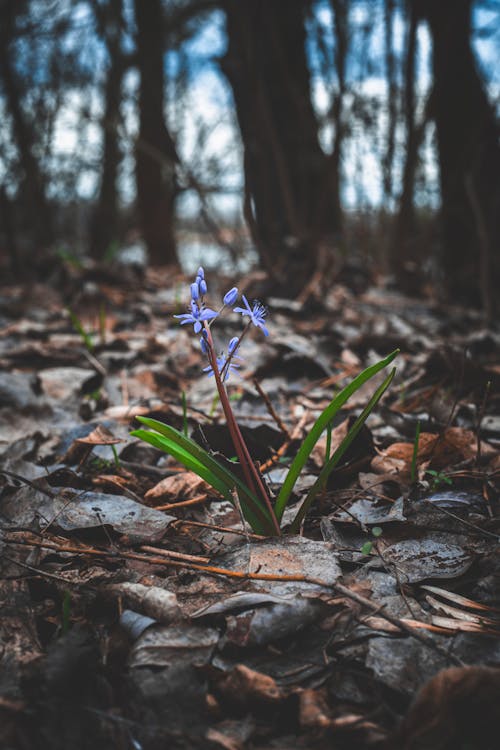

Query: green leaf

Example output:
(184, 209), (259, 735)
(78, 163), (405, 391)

(288, 367), (396, 533)
(361, 542), (373, 555)
(410, 419), (421, 483)
(67, 308), (94, 352)
(274, 350), (399, 521)
(132, 417), (275, 534)
(372, 526), (383, 537)
(131, 429), (231, 498)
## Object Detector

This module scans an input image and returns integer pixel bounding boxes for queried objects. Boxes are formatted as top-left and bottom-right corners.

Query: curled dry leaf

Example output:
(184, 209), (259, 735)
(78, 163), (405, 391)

(75, 424), (123, 445)
(107, 582), (181, 623)
(216, 664), (284, 708)
(145, 470), (212, 501)
(371, 427), (494, 477)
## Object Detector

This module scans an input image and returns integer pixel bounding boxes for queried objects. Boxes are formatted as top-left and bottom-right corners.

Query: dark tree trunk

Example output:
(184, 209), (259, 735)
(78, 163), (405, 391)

(222, 0), (339, 286)
(417, 0), (500, 315)
(393, 0), (418, 266)
(383, 0), (397, 204)
(90, 0), (127, 260)
(0, 1), (54, 249)
(133, 0), (177, 265)
(0, 183), (19, 273)
(330, 0), (348, 230)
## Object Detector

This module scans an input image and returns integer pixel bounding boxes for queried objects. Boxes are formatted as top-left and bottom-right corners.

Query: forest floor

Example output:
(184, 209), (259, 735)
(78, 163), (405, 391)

(0, 256), (499, 750)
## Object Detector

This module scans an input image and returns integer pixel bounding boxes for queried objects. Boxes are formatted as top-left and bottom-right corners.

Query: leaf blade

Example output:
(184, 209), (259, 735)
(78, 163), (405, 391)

(274, 349), (399, 521)
(288, 367), (396, 533)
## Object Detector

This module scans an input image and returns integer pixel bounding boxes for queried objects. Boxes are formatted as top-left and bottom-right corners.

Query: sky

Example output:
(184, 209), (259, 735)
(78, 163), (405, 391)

(11, 0), (499, 219)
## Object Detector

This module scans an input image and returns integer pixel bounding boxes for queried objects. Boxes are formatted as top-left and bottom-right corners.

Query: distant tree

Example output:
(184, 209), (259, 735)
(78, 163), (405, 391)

(382, 0), (397, 205)
(330, 0), (348, 231)
(392, 0), (419, 266)
(90, 0), (128, 260)
(134, 0), (178, 265)
(417, 0), (500, 315)
(0, 0), (54, 250)
(221, 0), (340, 290)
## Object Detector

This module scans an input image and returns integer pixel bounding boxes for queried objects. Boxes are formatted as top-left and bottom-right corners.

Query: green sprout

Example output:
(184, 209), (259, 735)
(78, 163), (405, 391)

(425, 469), (453, 490)
(68, 308), (94, 352)
(361, 526), (383, 555)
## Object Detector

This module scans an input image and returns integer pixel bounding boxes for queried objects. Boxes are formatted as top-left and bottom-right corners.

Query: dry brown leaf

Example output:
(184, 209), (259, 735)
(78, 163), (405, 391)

(298, 688), (332, 729)
(217, 665), (284, 707)
(387, 667), (500, 749)
(371, 427), (493, 477)
(310, 419), (348, 467)
(145, 471), (212, 501)
(75, 424), (123, 445)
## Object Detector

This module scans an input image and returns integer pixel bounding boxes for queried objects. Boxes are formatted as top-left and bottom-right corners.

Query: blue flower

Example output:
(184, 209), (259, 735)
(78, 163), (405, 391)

(203, 354), (241, 382)
(190, 282), (199, 301)
(174, 300), (218, 334)
(195, 267), (207, 295)
(223, 287), (238, 306)
(233, 295), (269, 336)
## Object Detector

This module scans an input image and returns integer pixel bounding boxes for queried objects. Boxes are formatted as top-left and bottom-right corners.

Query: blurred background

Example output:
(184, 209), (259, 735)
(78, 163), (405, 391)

(0, 0), (498, 313)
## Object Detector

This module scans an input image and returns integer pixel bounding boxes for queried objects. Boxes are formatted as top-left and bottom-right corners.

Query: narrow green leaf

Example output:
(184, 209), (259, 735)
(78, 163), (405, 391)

(181, 391), (188, 437)
(132, 418), (275, 534)
(131, 429), (232, 499)
(410, 419), (421, 483)
(288, 367), (396, 533)
(68, 308), (94, 352)
(275, 350), (399, 521)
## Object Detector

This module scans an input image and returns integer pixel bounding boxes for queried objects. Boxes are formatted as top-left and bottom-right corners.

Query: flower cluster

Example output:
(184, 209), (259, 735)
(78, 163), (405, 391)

(174, 266), (269, 381)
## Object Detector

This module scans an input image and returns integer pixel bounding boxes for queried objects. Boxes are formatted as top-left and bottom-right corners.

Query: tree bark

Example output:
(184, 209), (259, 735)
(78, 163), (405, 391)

(383, 0), (397, 205)
(329, 0), (348, 231)
(134, 0), (177, 265)
(222, 0), (340, 287)
(417, 0), (500, 314)
(393, 0), (418, 266)
(90, 0), (127, 260)
(0, 0), (54, 249)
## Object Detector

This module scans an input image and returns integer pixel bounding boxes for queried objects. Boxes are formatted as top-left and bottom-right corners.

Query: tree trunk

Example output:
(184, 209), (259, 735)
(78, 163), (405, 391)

(330, 0), (348, 231)
(90, 0), (126, 260)
(417, 0), (500, 315)
(383, 0), (397, 205)
(392, 0), (418, 266)
(134, 0), (177, 265)
(222, 0), (339, 287)
(0, 0), (54, 249)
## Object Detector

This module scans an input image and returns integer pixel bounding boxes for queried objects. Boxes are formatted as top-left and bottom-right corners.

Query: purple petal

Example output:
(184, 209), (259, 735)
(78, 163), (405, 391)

(223, 287), (238, 306)
(199, 308), (218, 321)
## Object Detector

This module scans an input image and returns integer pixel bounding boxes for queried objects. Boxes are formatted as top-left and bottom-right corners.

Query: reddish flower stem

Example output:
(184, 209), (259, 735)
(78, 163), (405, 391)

(203, 322), (281, 536)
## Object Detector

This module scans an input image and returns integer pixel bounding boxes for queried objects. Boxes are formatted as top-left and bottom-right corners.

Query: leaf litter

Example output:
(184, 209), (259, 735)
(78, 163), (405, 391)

(0, 263), (499, 749)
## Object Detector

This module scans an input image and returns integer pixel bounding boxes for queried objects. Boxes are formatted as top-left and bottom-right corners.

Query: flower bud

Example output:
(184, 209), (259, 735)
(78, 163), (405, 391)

(190, 282), (199, 301)
(228, 336), (239, 354)
(223, 287), (238, 306)
(198, 278), (207, 295)
(200, 336), (208, 354)
(196, 266), (205, 280)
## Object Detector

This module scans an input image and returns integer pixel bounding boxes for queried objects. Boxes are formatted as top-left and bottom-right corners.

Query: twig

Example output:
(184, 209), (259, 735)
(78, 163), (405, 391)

(252, 378), (291, 438)
(139, 545), (210, 565)
(5, 531), (463, 665)
(154, 493), (208, 510)
(172, 518), (265, 540)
